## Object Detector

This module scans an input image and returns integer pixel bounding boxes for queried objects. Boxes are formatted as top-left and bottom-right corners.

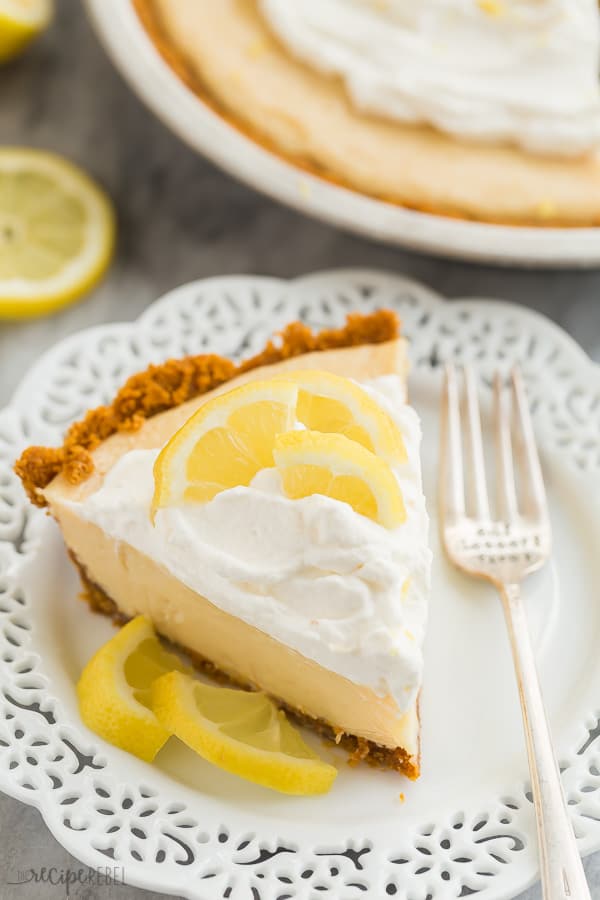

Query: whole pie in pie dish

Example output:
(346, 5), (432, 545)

(132, 0), (600, 227)
(16, 311), (431, 778)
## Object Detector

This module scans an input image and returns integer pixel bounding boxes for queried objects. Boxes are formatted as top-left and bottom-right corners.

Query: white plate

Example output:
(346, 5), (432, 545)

(84, 0), (600, 269)
(1, 271), (599, 900)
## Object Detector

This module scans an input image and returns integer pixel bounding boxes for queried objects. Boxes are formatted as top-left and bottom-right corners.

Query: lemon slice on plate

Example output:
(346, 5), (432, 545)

(152, 379), (298, 515)
(0, 148), (115, 318)
(0, 0), (53, 63)
(77, 616), (187, 762)
(281, 370), (407, 463)
(152, 671), (337, 795)
(274, 430), (406, 528)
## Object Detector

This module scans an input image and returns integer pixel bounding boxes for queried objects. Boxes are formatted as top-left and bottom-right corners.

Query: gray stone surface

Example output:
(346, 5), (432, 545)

(0, 3), (599, 898)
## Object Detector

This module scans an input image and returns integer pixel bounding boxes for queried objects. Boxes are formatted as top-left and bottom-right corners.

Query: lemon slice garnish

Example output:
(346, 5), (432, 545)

(77, 616), (187, 762)
(152, 379), (298, 517)
(152, 671), (337, 795)
(280, 370), (407, 463)
(0, 148), (115, 318)
(0, 0), (53, 63)
(274, 430), (406, 528)
(152, 371), (409, 519)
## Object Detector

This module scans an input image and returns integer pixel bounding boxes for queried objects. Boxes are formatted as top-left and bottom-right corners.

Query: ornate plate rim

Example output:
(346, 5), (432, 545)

(0, 269), (599, 900)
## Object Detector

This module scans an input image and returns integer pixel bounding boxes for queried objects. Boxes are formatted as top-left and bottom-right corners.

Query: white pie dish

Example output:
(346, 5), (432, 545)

(1, 271), (599, 899)
(84, 0), (600, 269)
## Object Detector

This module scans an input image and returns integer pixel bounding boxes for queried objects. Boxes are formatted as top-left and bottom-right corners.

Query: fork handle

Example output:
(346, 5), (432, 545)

(501, 582), (591, 900)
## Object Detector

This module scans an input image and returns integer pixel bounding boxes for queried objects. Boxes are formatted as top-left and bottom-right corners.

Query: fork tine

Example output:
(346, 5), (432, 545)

(440, 364), (465, 520)
(511, 367), (548, 519)
(464, 366), (490, 520)
(494, 372), (519, 522)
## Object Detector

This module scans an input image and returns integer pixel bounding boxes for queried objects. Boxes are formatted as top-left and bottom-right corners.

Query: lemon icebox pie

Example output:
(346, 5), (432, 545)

(134, 0), (600, 226)
(16, 311), (431, 778)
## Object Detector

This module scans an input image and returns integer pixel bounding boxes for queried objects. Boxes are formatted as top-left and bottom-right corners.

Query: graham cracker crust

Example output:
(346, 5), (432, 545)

(15, 310), (399, 507)
(72, 551), (419, 779)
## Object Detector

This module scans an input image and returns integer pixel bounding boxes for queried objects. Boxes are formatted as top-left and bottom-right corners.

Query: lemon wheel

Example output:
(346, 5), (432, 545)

(279, 369), (407, 463)
(152, 671), (337, 795)
(0, 148), (115, 318)
(0, 0), (53, 63)
(274, 429), (406, 528)
(152, 379), (298, 516)
(77, 616), (187, 762)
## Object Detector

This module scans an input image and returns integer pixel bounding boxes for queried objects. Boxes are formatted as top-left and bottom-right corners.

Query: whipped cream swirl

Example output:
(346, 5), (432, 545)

(72, 377), (431, 713)
(260, 0), (600, 155)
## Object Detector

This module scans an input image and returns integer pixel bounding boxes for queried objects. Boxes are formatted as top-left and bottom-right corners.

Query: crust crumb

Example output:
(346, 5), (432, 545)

(15, 310), (400, 507)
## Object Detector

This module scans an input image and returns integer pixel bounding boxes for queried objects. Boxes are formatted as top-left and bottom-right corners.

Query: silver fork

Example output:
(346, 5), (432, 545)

(439, 364), (591, 900)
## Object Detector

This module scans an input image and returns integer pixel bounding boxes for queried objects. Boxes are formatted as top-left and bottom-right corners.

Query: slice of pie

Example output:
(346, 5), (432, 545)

(16, 310), (431, 778)
(132, 0), (600, 226)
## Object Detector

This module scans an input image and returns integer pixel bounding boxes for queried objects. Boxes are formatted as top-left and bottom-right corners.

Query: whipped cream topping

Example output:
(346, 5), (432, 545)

(259, 0), (600, 155)
(70, 376), (431, 714)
